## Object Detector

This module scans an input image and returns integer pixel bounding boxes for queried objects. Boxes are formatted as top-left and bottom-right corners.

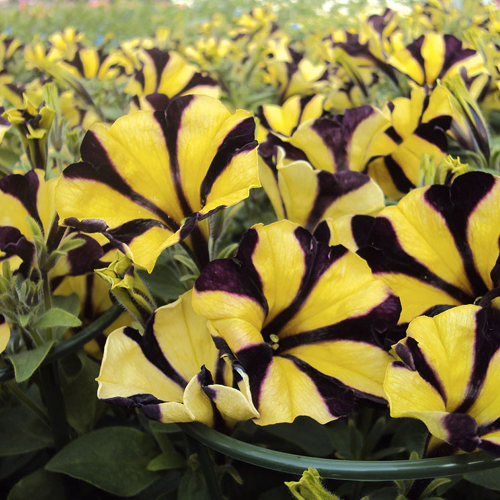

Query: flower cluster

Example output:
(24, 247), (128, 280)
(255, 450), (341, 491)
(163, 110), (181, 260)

(4, 1), (500, 469)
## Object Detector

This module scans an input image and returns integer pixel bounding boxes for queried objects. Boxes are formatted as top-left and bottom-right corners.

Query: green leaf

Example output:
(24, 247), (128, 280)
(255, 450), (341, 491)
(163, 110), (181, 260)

(0, 452), (35, 481)
(465, 468), (500, 491)
(7, 468), (65, 500)
(0, 147), (20, 169)
(0, 405), (53, 456)
(177, 468), (207, 500)
(33, 308), (82, 329)
(61, 354), (103, 434)
(51, 294), (81, 340)
(46, 427), (161, 497)
(139, 265), (186, 303)
(147, 452), (185, 471)
(8, 341), (55, 382)
(418, 478), (450, 500)
(262, 417), (334, 457)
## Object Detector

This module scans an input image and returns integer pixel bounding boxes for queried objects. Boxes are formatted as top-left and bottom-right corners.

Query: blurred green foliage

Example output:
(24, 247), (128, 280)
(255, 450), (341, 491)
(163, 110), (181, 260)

(0, 0), (414, 45)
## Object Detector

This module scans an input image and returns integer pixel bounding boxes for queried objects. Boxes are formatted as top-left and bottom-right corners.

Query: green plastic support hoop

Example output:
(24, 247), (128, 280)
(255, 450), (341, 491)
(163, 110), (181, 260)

(181, 422), (500, 481)
(0, 303), (122, 383)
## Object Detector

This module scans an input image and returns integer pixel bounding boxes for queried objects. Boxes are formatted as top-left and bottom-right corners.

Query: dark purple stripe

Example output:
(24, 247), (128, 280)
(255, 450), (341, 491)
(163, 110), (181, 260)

(361, 217), (474, 304)
(0, 170), (43, 230)
(261, 233), (348, 340)
(155, 95), (195, 217)
(310, 118), (344, 170)
(144, 93), (171, 111)
(439, 35), (476, 79)
(236, 343), (274, 409)
(124, 324), (188, 388)
(456, 310), (500, 415)
(200, 117), (257, 205)
(383, 155), (415, 194)
(194, 257), (268, 314)
(181, 73), (218, 95)
(145, 48), (170, 91)
(280, 354), (356, 415)
(276, 294), (400, 353)
(304, 170), (371, 231)
(70, 138), (180, 230)
(424, 174), (493, 298)
(403, 337), (447, 403)
(442, 412), (479, 452)
(385, 126), (402, 145)
(351, 215), (376, 249)
(414, 121), (449, 152)
(403, 36), (426, 83)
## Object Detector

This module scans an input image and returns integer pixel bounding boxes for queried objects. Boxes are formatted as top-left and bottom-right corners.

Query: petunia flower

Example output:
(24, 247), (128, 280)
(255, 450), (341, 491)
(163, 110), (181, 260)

(193, 220), (400, 425)
(3, 97), (55, 170)
(97, 290), (259, 429)
(365, 85), (452, 199)
(55, 94), (260, 272)
(384, 305), (500, 456)
(388, 33), (484, 88)
(287, 105), (389, 173)
(257, 94), (326, 140)
(260, 146), (384, 232)
(125, 48), (220, 111)
(361, 171), (500, 324)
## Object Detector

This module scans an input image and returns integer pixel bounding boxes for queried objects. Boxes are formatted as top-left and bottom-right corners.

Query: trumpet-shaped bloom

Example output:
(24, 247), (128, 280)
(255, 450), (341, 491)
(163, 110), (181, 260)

(257, 94), (326, 140)
(193, 220), (400, 425)
(97, 290), (259, 429)
(260, 147), (384, 231)
(384, 305), (500, 455)
(361, 171), (500, 324)
(388, 33), (484, 87)
(3, 98), (55, 170)
(55, 95), (260, 272)
(288, 105), (389, 173)
(125, 48), (220, 107)
(365, 86), (452, 199)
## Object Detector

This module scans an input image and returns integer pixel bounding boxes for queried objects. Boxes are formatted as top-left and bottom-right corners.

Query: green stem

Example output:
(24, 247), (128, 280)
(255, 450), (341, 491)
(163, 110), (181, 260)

(6, 380), (50, 427)
(181, 423), (500, 481)
(187, 434), (223, 500)
(39, 362), (70, 450)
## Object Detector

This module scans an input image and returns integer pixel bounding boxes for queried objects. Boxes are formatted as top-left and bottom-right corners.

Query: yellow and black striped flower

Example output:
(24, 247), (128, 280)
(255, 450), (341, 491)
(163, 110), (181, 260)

(126, 48), (220, 111)
(260, 147), (384, 232)
(365, 86), (452, 199)
(388, 33), (484, 88)
(193, 220), (400, 425)
(56, 95), (260, 272)
(287, 105), (389, 173)
(385, 305), (500, 456)
(97, 290), (259, 430)
(361, 171), (500, 325)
